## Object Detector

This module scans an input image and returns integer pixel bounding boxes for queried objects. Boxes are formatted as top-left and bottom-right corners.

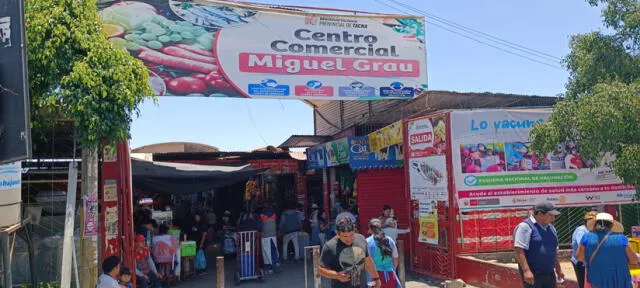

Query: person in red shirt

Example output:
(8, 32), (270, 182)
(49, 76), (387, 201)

(135, 234), (163, 288)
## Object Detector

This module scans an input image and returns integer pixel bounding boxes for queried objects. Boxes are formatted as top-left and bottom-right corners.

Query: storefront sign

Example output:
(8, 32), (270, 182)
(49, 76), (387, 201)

(369, 120), (403, 152)
(407, 116), (448, 200)
(98, 1), (427, 99)
(248, 159), (299, 174)
(348, 136), (401, 169)
(307, 145), (327, 170)
(365, 121), (404, 167)
(325, 138), (349, 167)
(451, 109), (637, 211)
(418, 200), (438, 245)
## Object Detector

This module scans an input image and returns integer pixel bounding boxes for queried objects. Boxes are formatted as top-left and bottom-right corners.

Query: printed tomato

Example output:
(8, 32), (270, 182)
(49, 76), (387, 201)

(167, 76), (207, 94)
(214, 79), (232, 89)
(205, 72), (222, 88)
(193, 73), (207, 80)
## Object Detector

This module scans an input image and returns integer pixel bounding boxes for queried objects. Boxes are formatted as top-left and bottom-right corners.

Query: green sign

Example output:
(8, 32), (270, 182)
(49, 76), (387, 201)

(326, 138), (349, 167)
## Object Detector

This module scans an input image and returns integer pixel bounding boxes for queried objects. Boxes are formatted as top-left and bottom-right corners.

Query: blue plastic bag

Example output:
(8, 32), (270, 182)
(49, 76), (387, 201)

(195, 249), (206, 270)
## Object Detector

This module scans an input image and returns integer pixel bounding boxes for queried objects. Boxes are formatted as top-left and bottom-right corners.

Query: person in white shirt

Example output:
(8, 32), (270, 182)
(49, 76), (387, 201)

(96, 256), (122, 288)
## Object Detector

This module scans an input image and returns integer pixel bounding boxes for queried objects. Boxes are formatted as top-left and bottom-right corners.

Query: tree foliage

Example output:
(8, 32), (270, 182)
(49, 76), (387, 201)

(25, 0), (154, 148)
(531, 0), (640, 186)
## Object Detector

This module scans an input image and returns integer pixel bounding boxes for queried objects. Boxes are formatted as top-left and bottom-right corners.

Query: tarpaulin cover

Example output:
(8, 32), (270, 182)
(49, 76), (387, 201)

(132, 158), (263, 195)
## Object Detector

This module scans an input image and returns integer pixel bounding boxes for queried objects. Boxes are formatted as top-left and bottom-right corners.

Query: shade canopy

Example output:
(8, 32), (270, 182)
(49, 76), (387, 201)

(132, 158), (263, 195)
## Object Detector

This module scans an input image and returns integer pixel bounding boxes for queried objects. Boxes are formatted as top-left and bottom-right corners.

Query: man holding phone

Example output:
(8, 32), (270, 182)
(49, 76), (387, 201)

(319, 216), (381, 288)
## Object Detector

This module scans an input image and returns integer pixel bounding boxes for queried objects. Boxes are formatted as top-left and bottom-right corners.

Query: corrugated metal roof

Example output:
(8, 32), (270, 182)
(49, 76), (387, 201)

(278, 135), (332, 148)
(313, 90), (558, 136)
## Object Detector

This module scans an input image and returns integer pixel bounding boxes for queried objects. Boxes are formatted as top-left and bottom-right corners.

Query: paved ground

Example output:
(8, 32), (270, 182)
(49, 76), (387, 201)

(171, 257), (453, 288)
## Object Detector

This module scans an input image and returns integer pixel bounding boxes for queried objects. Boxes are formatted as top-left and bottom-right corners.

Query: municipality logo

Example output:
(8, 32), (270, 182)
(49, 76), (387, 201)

(261, 79), (278, 87)
(464, 175), (478, 186)
(306, 80), (323, 89)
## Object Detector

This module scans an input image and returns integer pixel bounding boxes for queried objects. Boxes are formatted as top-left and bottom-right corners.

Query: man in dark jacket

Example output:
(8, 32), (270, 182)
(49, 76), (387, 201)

(514, 202), (565, 288)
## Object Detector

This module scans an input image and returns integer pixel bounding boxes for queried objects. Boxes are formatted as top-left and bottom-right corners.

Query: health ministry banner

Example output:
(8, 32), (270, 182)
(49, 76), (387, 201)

(451, 109), (636, 211)
(98, 1), (427, 99)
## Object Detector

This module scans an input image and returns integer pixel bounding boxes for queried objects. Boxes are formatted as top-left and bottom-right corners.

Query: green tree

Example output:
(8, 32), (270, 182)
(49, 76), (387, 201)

(531, 0), (639, 186)
(26, 0), (154, 148)
(25, 0), (154, 287)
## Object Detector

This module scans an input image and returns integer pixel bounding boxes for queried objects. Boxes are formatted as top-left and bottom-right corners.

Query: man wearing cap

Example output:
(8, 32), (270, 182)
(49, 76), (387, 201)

(514, 202), (564, 288)
(570, 211), (598, 288)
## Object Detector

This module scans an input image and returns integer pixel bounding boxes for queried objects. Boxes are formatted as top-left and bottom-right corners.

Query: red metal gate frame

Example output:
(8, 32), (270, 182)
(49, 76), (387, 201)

(403, 111), (458, 279)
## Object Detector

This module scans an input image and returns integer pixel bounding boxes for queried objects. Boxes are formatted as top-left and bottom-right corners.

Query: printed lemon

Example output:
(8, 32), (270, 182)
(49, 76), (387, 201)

(103, 24), (125, 38)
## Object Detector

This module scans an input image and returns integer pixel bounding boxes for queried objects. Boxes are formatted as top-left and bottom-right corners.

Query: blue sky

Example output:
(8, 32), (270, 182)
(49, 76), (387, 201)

(130, 0), (604, 151)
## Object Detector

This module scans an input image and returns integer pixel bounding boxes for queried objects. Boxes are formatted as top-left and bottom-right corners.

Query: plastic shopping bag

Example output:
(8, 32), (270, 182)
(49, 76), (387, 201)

(195, 249), (207, 270)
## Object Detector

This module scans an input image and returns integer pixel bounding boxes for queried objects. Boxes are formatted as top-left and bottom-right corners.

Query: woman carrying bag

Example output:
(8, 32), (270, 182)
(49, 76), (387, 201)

(366, 218), (402, 288)
(577, 213), (638, 288)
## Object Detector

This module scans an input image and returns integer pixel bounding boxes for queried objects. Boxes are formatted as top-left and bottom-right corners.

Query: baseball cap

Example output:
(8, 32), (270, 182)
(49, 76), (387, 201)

(534, 202), (561, 216)
(135, 234), (146, 243)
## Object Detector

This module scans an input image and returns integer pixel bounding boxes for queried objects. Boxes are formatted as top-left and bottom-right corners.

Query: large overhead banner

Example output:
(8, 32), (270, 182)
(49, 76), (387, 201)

(98, 0), (427, 99)
(451, 109), (636, 211)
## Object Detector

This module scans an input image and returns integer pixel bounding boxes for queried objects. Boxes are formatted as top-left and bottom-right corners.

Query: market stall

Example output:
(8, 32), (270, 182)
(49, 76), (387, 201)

(306, 127), (411, 240)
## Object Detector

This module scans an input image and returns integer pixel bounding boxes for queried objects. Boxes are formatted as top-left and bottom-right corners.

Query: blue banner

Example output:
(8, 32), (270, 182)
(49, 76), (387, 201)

(306, 145), (327, 170)
(348, 137), (402, 169)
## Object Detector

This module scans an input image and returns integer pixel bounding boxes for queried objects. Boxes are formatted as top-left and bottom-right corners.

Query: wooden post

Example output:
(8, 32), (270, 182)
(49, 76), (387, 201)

(216, 256), (225, 288)
(312, 246), (321, 288)
(397, 240), (406, 287)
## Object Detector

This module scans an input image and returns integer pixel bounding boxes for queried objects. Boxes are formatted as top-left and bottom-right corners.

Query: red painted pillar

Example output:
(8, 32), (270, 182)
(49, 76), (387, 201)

(117, 141), (135, 286)
(100, 141), (135, 287)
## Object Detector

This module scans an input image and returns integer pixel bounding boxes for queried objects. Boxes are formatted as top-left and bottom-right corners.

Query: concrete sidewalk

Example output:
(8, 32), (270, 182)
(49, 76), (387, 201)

(172, 257), (451, 288)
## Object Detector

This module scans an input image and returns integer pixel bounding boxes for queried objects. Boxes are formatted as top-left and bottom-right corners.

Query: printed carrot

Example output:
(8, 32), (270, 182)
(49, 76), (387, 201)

(138, 49), (218, 74)
(175, 44), (215, 57)
(162, 46), (216, 64)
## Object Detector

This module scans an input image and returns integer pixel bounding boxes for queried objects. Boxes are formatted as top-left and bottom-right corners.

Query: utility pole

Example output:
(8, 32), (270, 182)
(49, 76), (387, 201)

(79, 147), (99, 288)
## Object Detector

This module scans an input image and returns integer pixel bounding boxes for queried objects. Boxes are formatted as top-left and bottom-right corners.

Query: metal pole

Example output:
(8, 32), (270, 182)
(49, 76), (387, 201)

(312, 246), (321, 288)
(304, 246), (309, 288)
(2, 233), (11, 287)
(61, 162), (78, 288)
(72, 240), (80, 288)
(217, 256), (225, 288)
(397, 240), (406, 288)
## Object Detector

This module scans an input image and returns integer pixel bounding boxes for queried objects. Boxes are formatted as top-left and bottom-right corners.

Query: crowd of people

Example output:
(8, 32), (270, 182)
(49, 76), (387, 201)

(514, 202), (639, 288)
(318, 203), (407, 288)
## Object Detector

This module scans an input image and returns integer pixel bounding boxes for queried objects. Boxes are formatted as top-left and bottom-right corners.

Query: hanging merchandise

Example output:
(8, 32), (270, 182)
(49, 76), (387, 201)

(245, 179), (259, 201)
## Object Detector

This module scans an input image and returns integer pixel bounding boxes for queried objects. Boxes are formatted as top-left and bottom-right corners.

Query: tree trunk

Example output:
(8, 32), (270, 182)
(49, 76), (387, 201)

(79, 147), (99, 288)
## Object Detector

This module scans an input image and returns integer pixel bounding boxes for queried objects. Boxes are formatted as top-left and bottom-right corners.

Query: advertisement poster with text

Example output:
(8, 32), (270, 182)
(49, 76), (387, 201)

(368, 121), (404, 167)
(98, 1), (427, 99)
(407, 115), (448, 201)
(418, 200), (438, 245)
(451, 109), (636, 211)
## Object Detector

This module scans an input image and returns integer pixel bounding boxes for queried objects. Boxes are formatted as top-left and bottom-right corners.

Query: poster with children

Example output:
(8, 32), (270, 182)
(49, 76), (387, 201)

(451, 109), (636, 211)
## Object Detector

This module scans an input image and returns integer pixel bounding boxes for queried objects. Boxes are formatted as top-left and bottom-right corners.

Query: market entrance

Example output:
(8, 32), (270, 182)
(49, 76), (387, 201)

(95, 0), (428, 286)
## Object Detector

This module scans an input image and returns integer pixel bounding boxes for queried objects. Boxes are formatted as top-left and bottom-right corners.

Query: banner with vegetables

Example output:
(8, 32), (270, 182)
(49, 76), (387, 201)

(98, 0), (427, 99)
